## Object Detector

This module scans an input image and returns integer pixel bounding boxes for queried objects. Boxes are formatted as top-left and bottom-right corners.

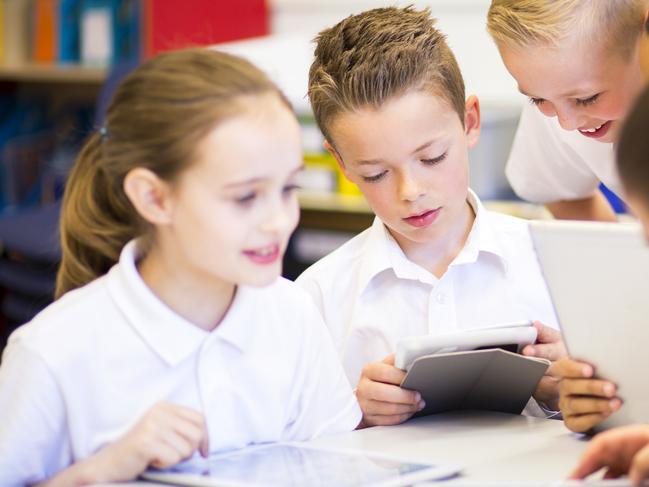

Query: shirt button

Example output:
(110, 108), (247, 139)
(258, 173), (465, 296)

(436, 293), (446, 304)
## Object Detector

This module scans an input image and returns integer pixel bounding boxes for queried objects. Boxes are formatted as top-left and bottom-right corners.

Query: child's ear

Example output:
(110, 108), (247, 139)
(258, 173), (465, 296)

(464, 95), (481, 149)
(323, 139), (345, 170)
(123, 167), (174, 226)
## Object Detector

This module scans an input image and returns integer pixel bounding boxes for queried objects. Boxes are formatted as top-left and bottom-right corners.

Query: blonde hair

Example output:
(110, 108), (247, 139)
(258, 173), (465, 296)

(487, 0), (648, 58)
(56, 48), (290, 298)
(308, 6), (465, 145)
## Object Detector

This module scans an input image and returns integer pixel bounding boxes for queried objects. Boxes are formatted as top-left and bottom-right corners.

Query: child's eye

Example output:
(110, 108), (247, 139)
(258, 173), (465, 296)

(235, 192), (257, 205)
(362, 171), (387, 183)
(421, 152), (447, 166)
(528, 97), (545, 106)
(575, 94), (600, 106)
(282, 183), (300, 195)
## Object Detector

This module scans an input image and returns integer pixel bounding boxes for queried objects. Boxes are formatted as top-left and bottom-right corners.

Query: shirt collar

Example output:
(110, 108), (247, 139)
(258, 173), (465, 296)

(107, 240), (254, 366)
(356, 189), (509, 293)
(453, 189), (509, 272)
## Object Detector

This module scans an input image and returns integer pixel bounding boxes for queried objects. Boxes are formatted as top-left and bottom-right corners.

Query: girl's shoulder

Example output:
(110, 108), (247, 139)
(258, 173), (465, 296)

(8, 275), (113, 353)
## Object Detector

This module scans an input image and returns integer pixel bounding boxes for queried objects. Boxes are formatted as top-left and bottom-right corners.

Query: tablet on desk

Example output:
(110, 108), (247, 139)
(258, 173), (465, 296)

(530, 220), (649, 430)
(141, 443), (461, 487)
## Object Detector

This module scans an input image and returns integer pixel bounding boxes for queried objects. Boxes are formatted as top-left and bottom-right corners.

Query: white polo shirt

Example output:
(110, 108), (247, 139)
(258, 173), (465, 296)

(296, 190), (559, 387)
(0, 241), (361, 487)
(506, 103), (623, 203)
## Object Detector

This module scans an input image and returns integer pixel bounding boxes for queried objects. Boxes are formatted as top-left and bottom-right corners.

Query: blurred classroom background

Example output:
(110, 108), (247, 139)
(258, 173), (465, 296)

(0, 0), (538, 350)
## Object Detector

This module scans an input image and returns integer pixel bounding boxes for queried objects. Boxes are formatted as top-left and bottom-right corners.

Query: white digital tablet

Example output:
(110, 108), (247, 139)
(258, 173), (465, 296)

(395, 321), (536, 371)
(141, 443), (461, 487)
(530, 220), (649, 430)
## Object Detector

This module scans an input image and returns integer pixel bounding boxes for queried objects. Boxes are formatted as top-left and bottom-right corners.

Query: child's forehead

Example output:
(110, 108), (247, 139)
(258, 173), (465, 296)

(330, 89), (459, 128)
(326, 90), (462, 155)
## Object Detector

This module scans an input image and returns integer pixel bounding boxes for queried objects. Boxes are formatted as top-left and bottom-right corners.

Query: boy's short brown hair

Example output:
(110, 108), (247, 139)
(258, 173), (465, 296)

(617, 85), (649, 202)
(308, 6), (465, 144)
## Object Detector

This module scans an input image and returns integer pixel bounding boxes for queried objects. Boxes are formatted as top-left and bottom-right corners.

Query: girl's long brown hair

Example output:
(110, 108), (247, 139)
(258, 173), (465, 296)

(56, 49), (289, 298)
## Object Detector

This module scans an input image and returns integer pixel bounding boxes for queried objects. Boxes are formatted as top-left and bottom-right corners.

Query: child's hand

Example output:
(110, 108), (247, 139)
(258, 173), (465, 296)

(356, 354), (425, 427)
(522, 321), (567, 410)
(95, 401), (209, 481)
(570, 425), (649, 485)
(36, 402), (209, 486)
(554, 357), (622, 432)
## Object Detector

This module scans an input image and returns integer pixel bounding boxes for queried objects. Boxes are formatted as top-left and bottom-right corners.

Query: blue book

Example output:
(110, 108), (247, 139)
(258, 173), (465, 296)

(113, 0), (141, 65)
(58, 0), (81, 63)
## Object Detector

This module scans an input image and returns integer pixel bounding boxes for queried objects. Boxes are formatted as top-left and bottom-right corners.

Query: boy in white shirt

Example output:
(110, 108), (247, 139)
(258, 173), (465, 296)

(487, 0), (649, 221)
(297, 6), (564, 427)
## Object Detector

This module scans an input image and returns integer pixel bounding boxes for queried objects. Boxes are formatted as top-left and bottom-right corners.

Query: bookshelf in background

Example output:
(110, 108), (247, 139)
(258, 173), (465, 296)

(0, 0), (270, 213)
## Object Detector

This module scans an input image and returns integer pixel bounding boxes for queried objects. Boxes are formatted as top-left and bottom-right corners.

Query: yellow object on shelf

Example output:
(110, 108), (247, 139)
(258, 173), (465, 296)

(336, 165), (362, 196)
(303, 152), (363, 196)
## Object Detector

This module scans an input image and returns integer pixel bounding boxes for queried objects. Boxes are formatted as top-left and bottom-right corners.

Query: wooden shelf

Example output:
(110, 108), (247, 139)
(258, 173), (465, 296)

(0, 63), (107, 83)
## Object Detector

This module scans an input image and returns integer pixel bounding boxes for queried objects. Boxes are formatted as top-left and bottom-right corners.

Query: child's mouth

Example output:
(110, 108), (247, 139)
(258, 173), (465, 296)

(403, 208), (441, 228)
(578, 121), (611, 139)
(243, 244), (280, 264)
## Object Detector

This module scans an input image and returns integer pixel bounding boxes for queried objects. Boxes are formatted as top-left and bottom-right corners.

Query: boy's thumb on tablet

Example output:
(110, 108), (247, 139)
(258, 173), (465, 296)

(383, 354), (395, 365)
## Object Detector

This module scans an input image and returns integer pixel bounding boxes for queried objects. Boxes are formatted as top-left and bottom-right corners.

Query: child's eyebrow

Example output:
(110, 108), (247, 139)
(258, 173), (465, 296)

(518, 85), (596, 99)
(412, 140), (434, 154)
(223, 164), (305, 188)
(356, 140), (437, 166)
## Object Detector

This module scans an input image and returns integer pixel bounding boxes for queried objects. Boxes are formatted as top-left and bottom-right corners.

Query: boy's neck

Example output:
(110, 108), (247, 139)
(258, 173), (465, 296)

(136, 245), (236, 332)
(393, 199), (476, 279)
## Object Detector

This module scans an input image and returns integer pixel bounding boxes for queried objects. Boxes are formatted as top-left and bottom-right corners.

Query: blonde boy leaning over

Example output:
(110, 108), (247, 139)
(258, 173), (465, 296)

(487, 0), (649, 221)
(296, 6), (566, 428)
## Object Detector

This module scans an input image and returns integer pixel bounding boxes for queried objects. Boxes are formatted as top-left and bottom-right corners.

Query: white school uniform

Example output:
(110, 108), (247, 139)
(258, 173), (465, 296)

(296, 190), (559, 389)
(506, 102), (624, 203)
(0, 241), (361, 487)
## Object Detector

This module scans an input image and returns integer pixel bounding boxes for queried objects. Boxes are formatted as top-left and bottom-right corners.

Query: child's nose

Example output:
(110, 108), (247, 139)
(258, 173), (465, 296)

(398, 172), (425, 202)
(555, 106), (585, 132)
(261, 198), (297, 235)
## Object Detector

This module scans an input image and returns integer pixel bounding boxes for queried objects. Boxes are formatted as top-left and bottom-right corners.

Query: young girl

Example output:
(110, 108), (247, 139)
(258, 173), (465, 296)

(0, 49), (361, 486)
(487, 0), (649, 221)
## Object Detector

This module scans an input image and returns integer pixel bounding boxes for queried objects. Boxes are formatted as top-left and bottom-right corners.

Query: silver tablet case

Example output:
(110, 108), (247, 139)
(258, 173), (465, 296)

(401, 349), (549, 416)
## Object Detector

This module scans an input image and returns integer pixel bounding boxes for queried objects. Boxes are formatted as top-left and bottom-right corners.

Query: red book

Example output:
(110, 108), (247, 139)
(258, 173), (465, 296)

(143, 0), (269, 58)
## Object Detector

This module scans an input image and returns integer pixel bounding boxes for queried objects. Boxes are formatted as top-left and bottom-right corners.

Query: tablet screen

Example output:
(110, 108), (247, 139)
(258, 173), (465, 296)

(143, 443), (458, 487)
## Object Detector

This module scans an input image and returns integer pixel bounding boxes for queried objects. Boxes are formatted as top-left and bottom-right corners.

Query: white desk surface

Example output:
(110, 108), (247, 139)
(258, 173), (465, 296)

(311, 411), (603, 486)
(96, 411), (631, 486)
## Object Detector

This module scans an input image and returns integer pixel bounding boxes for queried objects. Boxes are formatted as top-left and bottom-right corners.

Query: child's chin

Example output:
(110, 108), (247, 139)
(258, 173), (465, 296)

(245, 271), (282, 288)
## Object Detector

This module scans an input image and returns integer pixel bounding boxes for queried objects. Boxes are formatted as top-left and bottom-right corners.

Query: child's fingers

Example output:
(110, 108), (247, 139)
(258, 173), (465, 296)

(155, 425), (199, 462)
(570, 436), (617, 479)
(553, 357), (594, 379)
(603, 467), (627, 479)
(200, 430), (209, 458)
(629, 445), (649, 486)
(166, 404), (206, 430)
(560, 395), (621, 417)
(522, 342), (566, 361)
(382, 354), (396, 366)
(362, 361), (407, 386)
(149, 441), (187, 469)
(358, 377), (420, 405)
(361, 398), (424, 417)
(156, 402), (208, 457)
(532, 321), (563, 345)
(565, 412), (611, 433)
(559, 378), (617, 399)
